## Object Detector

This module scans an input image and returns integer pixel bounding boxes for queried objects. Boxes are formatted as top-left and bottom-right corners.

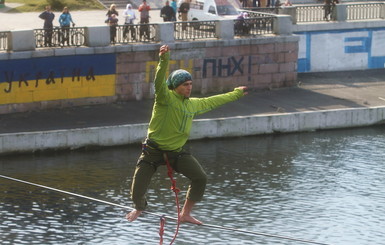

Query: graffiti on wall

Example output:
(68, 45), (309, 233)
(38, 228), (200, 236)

(297, 28), (385, 72)
(145, 55), (255, 83)
(0, 54), (116, 105)
(202, 56), (246, 77)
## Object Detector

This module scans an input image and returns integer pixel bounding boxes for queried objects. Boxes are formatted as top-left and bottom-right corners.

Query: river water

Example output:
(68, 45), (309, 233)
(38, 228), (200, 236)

(1, 126), (384, 245)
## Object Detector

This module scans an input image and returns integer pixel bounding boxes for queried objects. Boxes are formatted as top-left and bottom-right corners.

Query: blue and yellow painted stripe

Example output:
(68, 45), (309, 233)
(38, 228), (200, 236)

(0, 54), (116, 105)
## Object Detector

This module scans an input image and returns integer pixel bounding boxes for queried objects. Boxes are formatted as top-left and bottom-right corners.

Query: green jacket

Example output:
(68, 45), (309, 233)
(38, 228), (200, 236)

(147, 51), (244, 151)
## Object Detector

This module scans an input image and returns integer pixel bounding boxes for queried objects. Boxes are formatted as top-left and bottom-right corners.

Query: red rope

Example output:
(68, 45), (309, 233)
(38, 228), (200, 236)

(161, 153), (181, 245)
(159, 215), (166, 245)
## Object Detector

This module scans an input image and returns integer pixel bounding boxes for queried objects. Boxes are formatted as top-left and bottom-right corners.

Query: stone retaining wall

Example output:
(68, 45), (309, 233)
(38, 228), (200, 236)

(115, 37), (299, 101)
(0, 35), (299, 114)
(1, 106), (384, 155)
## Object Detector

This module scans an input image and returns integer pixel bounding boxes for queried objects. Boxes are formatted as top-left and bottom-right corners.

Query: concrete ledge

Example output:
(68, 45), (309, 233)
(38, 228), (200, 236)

(216, 20), (234, 40)
(9, 30), (35, 51)
(85, 26), (110, 47)
(1, 107), (384, 155)
(155, 23), (175, 43)
(0, 35), (300, 62)
(273, 15), (293, 35)
(293, 20), (385, 32)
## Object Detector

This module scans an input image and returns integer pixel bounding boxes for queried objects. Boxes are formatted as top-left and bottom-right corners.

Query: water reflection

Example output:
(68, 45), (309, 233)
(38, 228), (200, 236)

(1, 126), (385, 244)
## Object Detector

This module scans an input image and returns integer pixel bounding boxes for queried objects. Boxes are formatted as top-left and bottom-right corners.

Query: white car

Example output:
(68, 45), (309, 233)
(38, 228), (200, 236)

(179, 0), (241, 22)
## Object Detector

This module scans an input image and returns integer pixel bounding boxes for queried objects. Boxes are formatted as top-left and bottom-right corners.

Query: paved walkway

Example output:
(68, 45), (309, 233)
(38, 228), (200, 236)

(0, 1), (376, 31)
(1, 69), (385, 134)
(0, 7), (163, 31)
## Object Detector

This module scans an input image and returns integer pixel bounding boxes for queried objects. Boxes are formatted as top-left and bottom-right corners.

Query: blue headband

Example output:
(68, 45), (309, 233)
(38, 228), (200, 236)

(166, 69), (192, 89)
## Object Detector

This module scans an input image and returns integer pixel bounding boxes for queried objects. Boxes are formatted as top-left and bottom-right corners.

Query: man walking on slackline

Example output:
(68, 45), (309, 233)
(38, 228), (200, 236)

(126, 45), (248, 225)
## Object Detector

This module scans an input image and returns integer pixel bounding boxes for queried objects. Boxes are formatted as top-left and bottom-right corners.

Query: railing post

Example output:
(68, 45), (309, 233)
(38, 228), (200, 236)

(85, 26), (110, 47)
(216, 20), (234, 40)
(8, 30), (35, 51)
(334, 3), (347, 22)
(381, 3), (385, 19)
(155, 23), (175, 43)
(273, 15), (293, 35)
(279, 6), (297, 24)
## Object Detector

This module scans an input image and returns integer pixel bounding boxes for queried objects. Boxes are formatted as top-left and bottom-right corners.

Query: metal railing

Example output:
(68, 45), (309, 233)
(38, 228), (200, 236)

(296, 5), (325, 22)
(296, 3), (384, 23)
(234, 17), (274, 36)
(174, 20), (218, 41)
(347, 2), (383, 20)
(114, 23), (156, 44)
(242, 7), (280, 15)
(0, 31), (9, 51)
(2, 3), (385, 51)
(34, 26), (86, 48)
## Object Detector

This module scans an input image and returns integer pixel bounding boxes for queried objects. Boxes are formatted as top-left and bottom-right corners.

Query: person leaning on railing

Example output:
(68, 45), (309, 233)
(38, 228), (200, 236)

(59, 7), (75, 45)
(284, 0), (292, 6)
(171, 0), (178, 21)
(138, 0), (151, 39)
(178, 0), (190, 31)
(107, 14), (119, 44)
(331, 0), (339, 20)
(139, 0), (151, 24)
(123, 4), (137, 40)
(323, 0), (332, 21)
(106, 4), (119, 18)
(161, 0), (175, 22)
(38, 5), (55, 47)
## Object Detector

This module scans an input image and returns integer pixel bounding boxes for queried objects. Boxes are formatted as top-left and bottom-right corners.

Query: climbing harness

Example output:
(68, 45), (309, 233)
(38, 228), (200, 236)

(0, 174), (331, 245)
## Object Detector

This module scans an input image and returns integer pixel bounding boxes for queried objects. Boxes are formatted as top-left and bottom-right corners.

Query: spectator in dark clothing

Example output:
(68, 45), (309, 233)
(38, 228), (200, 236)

(179, 0), (190, 30)
(39, 5), (55, 47)
(240, 0), (249, 7)
(234, 12), (250, 35)
(324, 0), (332, 21)
(330, 0), (339, 20)
(161, 1), (175, 22)
(106, 4), (119, 17)
(108, 14), (119, 44)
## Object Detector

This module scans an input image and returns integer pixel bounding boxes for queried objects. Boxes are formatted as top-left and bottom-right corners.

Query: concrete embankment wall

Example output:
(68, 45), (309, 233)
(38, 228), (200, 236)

(0, 36), (298, 114)
(294, 20), (385, 72)
(1, 106), (384, 154)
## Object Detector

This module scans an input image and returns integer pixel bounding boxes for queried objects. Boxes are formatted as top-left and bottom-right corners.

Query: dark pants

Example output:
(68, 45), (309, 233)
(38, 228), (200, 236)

(123, 23), (136, 40)
(324, 5), (331, 20)
(60, 25), (70, 45)
(130, 143), (207, 210)
(181, 12), (188, 30)
(44, 26), (53, 46)
(140, 17), (150, 39)
(110, 25), (117, 43)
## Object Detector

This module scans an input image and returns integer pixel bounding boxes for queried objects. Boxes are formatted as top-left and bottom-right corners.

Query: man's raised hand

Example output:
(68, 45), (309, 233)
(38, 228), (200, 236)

(159, 45), (169, 56)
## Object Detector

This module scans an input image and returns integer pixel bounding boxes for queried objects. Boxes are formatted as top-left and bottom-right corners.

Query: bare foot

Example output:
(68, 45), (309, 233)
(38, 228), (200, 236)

(126, 209), (142, 222)
(180, 214), (203, 225)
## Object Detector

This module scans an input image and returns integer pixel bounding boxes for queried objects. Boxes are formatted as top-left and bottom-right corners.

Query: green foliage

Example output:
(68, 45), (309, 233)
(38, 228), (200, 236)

(47, 0), (66, 11)
(6, 0), (104, 12)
